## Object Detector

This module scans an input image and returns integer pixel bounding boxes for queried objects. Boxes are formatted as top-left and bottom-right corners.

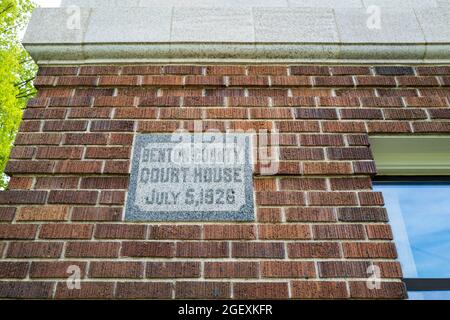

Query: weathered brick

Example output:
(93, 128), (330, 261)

(64, 133), (108, 145)
(338, 207), (388, 222)
(330, 177), (372, 190)
(80, 66), (120, 75)
(159, 108), (202, 119)
(280, 148), (324, 160)
(314, 76), (354, 87)
(257, 208), (282, 223)
(35, 177), (79, 189)
(384, 109), (427, 120)
(0, 207), (16, 222)
(340, 108), (383, 120)
(36, 147), (84, 159)
(54, 161), (103, 174)
(271, 76), (311, 86)
(228, 76), (269, 86)
(303, 162), (353, 175)
(91, 120), (134, 132)
(98, 76), (139, 86)
(57, 76), (98, 86)
(114, 107), (157, 119)
(122, 65), (162, 75)
(99, 191), (125, 205)
(296, 108), (338, 119)
(7, 177), (34, 189)
(5, 161), (55, 174)
(43, 120), (88, 132)
(308, 192), (358, 206)
(358, 192), (384, 206)
(291, 66), (330, 75)
(142, 75), (183, 86)
(80, 177), (129, 189)
(366, 224), (393, 240)
(321, 121), (366, 133)
(71, 207), (122, 222)
(206, 65), (246, 75)
(319, 261), (371, 278)
(367, 121), (412, 133)
(331, 66), (371, 75)
(15, 133), (62, 145)
(374, 66), (414, 75)
(299, 134), (344, 146)
(256, 191), (305, 206)
(85, 146), (131, 159)
(356, 76), (396, 87)
(280, 178), (327, 190)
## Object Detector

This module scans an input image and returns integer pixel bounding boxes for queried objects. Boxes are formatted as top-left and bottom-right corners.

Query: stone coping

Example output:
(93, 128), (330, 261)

(23, 6), (450, 63)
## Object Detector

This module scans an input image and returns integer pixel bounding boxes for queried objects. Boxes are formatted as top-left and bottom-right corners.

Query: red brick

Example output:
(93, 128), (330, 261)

(251, 108), (293, 119)
(99, 191), (125, 205)
(413, 122), (450, 133)
(39, 66), (78, 76)
(257, 208), (282, 223)
(80, 177), (129, 189)
(159, 108), (202, 119)
(138, 121), (181, 132)
(296, 108), (337, 119)
(280, 147), (324, 160)
(377, 88), (418, 97)
(142, 75), (183, 86)
(19, 121), (41, 132)
(308, 192), (358, 206)
(280, 178), (327, 190)
(313, 225), (365, 240)
(89, 262), (144, 278)
(376, 262), (403, 278)
(116, 282), (172, 299)
(95, 224), (146, 239)
(0, 262), (29, 279)
(405, 97), (448, 107)
(121, 242), (175, 257)
(98, 76), (139, 86)
(429, 109), (450, 119)
(55, 282), (114, 299)
(343, 242), (397, 259)
(384, 109), (427, 120)
(234, 283), (288, 299)
(148, 225), (202, 240)
(176, 282), (230, 299)
(292, 281), (349, 299)
(346, 134), (370, 146)
(340, 108), (383, 120)
(85, 146), (131, 159)
(259, 224), (311, 240)
(71, 207), (122, 222)
(57, 76), (98, 86)
(319, 261), (371, 278)
(114, 107), (157, 119)
(54, 161), (103, 174)
(361, 97), (404, 107)
(261, 261), (316, 278)
(36, 147), (83, 159)
(146, 262), (200, 278)
(109, 133), (134, 145)
(353, 161), (377, 175)
(321, 121), (366, 133)
(314, 76), (354, 87)
(64, 133), (108, 145)
(185, 76), (224, 86)
(349, 281), (406, 299)
(205, 108), (247, 120)
(331, 66), (371, 75)
(291, 66), (330, 75)
(285, 208), (336, 222)
(43, 120), (88, 132)
(248, 88), (288, 97)
(288, 242), (341, 258)
(335, 88), (375, 97)
(0, 207), (16, 222)
(139, 96), (180, 107)
(122, 65), (162, 75)
(0, 282), (54, 299)
(176, 242), (228, 258)
(416, 66), (450, 75)
(206, 65), (246, 75)
(228, 97), (269, 107)
(338, 207), (388, 222)
(80, 66), (120, 75)
(7, 242), (63, 258)
(35, 177), (79, 189)
(232, 242), (285, 258)
(256, 191), (305, 206)
(299, 134), (344, 146)
(16, 206), (69, 221)
(5, 161), (55, 174)
(367, 121), (412, 133)
(292, 88), (332, 97)
(205, 88), (245, 97)
(397, 76), (439, 87)
(69, 107), (111, 119)
(366, 224), (393, 240)
(48, 190), (98, 204)
(163, 65), (203, 75)
(7, 177), (34, 189)
(228, 76), (269, 86)
(356, 76), (396, 86)
(303, 162), (353, 175)
(358, 192), (384, 206)
(272, 97), (315, 107)
(318, 97), (360, 107)
(104, 160), (130, 174)
(15, 133), (62, 145)
(90, 120), (134, 132)
(0, 191), (47, 204)
(204, 262), (259, 279)
(271, 76), (311, 86)
(30, 261), (87, 278)
(39, 224), (93, 239)
(65, 242), (120, 258)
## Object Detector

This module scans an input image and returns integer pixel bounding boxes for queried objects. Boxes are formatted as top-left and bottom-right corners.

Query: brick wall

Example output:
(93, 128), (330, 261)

(0, 64), (449, 299)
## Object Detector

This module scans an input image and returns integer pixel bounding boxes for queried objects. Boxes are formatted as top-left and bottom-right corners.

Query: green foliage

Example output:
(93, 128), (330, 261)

(0, 0), (37, 189)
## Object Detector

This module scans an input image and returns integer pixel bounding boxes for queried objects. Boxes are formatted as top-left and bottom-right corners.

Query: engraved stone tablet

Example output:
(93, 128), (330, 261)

(125, 133), (255, 221)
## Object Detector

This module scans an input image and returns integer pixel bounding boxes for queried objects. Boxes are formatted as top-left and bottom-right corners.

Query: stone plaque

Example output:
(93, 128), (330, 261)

(125, 133), (255, 221)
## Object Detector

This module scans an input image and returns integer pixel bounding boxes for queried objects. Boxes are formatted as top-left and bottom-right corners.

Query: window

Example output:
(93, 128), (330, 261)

(373, 179), (450, 300)
(370, 136), (450, 300)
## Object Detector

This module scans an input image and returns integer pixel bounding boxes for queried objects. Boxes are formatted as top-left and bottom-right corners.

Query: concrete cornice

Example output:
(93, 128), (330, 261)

(23, 5), (450, 64)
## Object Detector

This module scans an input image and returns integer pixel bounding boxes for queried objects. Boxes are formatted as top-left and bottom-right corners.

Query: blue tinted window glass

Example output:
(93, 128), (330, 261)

(373, 183), (450, 279)
(408, 291), (450, 300)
